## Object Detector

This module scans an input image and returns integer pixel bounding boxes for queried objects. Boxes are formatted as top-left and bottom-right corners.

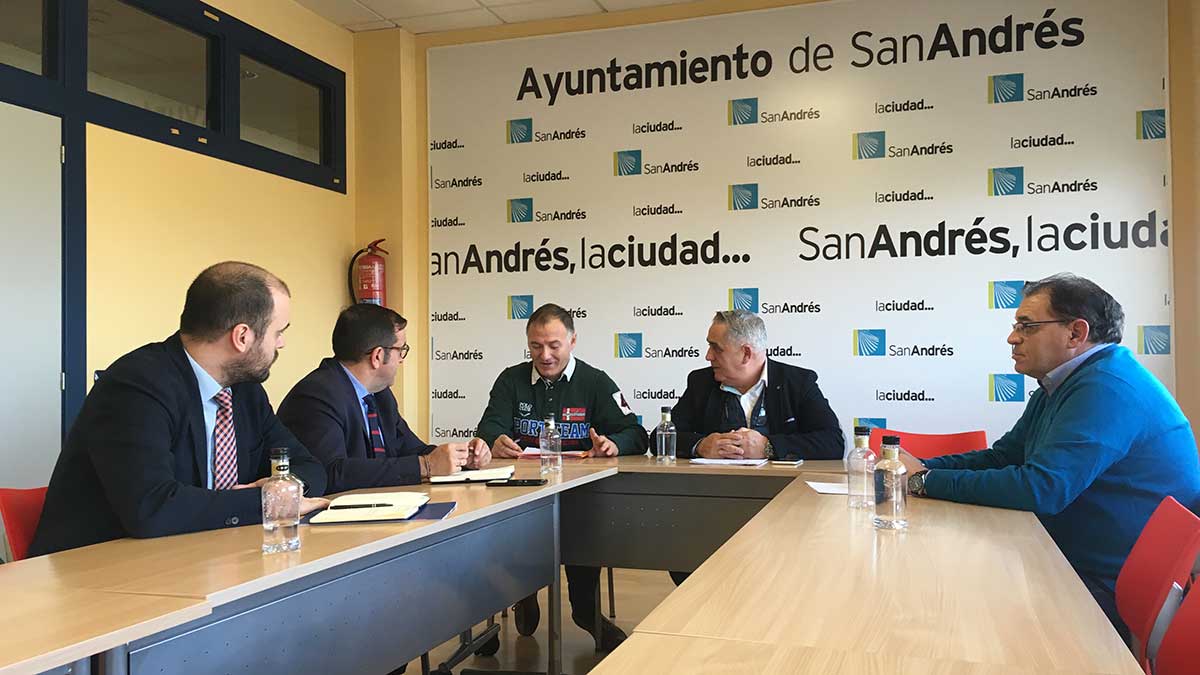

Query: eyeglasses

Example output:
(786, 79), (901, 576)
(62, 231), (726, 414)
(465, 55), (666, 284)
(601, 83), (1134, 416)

(369, 343), (410, 359)
(1011, 319), (1072, 335)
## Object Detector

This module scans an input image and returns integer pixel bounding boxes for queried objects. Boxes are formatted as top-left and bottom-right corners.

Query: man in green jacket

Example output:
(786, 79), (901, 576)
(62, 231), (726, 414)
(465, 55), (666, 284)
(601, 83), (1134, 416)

(477, 303), (648, 651)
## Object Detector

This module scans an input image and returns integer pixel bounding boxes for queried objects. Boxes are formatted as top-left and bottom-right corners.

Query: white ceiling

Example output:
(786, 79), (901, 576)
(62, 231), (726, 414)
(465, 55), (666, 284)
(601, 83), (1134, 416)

(293, 0), (696, 33)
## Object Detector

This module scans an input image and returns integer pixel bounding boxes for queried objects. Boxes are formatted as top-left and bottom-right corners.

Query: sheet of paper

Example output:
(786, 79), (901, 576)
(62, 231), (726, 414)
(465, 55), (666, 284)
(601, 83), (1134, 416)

(429, 464), (516, 483)
(519, 449), (588, 458)
(688, 458), (769, 467)
(805, 481), (849, 495)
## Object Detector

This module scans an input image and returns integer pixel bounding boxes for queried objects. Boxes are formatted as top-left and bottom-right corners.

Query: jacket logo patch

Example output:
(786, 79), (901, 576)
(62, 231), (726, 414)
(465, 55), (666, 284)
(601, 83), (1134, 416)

(519, 401), (533, 416)
(562, 407), (586, 422)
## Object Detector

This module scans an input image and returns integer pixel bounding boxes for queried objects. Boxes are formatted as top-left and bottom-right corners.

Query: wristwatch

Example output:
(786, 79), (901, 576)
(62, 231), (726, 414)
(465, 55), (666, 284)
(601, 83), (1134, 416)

(908, 470), (929, 496)
(764, 439), (775, 460)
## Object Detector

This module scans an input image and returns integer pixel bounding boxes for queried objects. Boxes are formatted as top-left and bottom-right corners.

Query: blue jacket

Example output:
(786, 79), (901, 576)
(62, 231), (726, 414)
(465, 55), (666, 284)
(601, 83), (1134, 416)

(925, 345), (1200, 590)
(278, 358), (434, 494)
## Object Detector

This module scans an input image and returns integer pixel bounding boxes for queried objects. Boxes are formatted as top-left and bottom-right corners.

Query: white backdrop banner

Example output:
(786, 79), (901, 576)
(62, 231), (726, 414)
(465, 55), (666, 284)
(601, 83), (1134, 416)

(426, 0), (1172, 447)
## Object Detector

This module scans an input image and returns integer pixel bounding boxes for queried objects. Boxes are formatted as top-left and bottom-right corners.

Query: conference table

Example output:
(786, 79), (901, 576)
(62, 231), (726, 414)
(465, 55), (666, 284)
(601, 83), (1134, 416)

(0, 456), (1140, 675)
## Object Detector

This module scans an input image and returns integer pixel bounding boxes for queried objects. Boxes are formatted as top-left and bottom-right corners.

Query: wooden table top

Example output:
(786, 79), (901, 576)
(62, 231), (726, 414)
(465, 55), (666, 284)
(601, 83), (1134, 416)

(0, 461), (615, 605)
(580, 454), (846, 476)
(632, 479), (1141, 674)
(0, 586), (207, 675)
(591, 633), (1124, 675)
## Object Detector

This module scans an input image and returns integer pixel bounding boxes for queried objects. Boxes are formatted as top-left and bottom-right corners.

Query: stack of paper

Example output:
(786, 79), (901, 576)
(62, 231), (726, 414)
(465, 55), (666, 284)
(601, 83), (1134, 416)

(310, 492), (430, 524)
(519, 449), (587, 459)
(430, 464), (516, 483)
(688, 458), (769, 467)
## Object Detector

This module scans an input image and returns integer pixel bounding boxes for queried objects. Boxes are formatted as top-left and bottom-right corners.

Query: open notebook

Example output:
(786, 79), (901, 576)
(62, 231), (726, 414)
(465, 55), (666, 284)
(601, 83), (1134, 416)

(429, 464), (516, 484)
(309, 491), (430, 524)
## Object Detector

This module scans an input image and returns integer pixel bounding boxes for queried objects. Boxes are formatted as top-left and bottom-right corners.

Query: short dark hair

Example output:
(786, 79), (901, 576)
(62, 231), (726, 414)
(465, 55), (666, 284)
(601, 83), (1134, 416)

(333, 303), (408, 362)
(526, 303), (575, 335)
(1024, 273), (1124, 343)
(179, 262), (290, 342)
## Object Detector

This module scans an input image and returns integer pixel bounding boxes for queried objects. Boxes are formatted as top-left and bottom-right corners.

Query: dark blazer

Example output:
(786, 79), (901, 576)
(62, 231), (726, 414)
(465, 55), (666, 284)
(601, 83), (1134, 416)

(277, 358), (434, 494)
(667, 359), (844, 460)
(29, 333), (327, 557)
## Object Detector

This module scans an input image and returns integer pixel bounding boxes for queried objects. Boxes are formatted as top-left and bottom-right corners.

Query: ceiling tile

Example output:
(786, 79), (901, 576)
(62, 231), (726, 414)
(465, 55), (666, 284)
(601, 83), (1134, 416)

(344, 19), (398, 31)
(595, 0), (689, 10)
(396, 8), (503, 33)
(489, 0), (603, 23)
(293, 0), (383, 25)
(359, 0), (481, 20)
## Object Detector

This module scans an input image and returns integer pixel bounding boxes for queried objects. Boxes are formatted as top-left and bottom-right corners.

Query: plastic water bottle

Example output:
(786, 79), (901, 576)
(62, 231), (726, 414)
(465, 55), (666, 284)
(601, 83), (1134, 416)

(655, 406), (676, 464)
(847, 426), (876, 509)
(540, 415), (562, 475)
(261, 448), (302, 553)
(873, 435), (908, 530)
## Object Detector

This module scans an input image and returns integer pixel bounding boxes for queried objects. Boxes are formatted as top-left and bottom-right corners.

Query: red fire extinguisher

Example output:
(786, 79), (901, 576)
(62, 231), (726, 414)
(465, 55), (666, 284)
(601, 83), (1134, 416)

(349, 239), (388, 306)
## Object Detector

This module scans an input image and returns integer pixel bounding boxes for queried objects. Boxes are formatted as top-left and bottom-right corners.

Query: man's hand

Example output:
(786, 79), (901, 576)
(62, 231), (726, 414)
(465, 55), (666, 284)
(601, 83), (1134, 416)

(466, 438), (492, 469)
(427, 443), (470, 476)
(696, 432), (743, 458)
(585, 428), (618, 457)
(233, 477), (271, 489)
(492, 434), (523, 459)
(898, 449), (925, 476)
(299, 497), (330, 516)
(731, 428), (769, 459)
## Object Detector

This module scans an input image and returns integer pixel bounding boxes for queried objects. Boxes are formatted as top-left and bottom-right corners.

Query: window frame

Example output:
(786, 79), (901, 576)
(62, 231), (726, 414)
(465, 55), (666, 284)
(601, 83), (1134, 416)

(0, 0), (347, 435)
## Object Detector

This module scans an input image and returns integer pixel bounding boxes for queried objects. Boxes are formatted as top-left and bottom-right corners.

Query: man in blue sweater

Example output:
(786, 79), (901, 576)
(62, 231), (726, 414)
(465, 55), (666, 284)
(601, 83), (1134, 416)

(902, 274), (1200, 637)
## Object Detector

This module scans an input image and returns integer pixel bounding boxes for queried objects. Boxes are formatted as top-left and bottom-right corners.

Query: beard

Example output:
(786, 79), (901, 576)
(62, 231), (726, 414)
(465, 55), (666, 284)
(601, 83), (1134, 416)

(225, 341), (279, 385)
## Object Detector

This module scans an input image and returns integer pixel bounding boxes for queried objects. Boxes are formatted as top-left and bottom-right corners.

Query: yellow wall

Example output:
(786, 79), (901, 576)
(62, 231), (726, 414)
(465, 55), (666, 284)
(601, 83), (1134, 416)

(87, 0), (355, 405)
(1170, 0), (1199, 437)
(353, 0), (1200, 440)
(353, 29), (426, 434)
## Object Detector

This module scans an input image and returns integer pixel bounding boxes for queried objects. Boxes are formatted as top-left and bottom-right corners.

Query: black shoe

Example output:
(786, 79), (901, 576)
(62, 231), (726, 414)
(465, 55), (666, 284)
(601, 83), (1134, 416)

(513, 594), (540, 636)
(573, 613), (627, 652)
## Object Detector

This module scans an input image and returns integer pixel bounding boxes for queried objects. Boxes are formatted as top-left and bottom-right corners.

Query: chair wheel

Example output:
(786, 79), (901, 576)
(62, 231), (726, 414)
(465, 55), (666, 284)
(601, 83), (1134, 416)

(474, 634), (500, 656)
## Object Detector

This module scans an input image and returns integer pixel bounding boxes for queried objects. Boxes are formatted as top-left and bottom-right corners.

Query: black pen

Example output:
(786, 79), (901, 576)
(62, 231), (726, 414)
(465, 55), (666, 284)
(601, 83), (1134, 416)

(329, 502), (392, 510)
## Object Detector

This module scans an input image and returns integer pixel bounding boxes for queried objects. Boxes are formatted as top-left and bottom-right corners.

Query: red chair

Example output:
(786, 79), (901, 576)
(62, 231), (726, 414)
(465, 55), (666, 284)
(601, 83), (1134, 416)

(867, 428), (987, 460)
(0, 487), (47, 561)
(1155, 570), (1200, 675)
(1114, 496), (1200, 673)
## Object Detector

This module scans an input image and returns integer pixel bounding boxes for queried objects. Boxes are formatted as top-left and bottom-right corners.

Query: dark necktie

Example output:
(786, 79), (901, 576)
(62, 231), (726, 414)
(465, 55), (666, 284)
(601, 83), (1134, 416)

(363, 394), (386, 457)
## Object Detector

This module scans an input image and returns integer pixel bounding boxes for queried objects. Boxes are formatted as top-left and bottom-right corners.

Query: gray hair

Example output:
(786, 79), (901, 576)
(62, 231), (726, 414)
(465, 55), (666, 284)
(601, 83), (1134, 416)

(712, 310), (767, 353)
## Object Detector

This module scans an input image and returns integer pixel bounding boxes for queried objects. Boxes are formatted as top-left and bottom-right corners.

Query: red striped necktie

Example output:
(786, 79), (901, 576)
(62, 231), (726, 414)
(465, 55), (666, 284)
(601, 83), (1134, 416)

(363, 394), (386, 457)
(213, 388), (238, 489)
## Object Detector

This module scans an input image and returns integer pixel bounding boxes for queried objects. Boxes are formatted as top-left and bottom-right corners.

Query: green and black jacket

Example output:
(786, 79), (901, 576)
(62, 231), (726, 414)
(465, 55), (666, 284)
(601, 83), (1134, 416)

(476, 357), (649, 454)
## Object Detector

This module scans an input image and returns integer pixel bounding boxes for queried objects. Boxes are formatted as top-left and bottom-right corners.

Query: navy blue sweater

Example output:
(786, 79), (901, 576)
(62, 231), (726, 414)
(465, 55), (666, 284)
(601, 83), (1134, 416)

(924, 346), (1200, 590)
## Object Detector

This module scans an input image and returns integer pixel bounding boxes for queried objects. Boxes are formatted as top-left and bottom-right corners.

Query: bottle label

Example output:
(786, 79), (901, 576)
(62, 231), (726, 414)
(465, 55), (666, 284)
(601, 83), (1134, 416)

(271, 459), (290, 475)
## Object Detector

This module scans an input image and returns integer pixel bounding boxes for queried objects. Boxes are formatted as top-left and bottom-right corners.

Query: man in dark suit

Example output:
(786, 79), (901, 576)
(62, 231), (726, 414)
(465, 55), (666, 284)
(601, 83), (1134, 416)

(30, 262), (329, 557)
(670, 309), (844, 461)
(278, 303), (490, 493)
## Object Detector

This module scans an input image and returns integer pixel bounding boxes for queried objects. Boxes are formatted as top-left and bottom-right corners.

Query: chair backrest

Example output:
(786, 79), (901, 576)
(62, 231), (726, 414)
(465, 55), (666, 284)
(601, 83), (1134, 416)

(1114, 496), (1200, 671)
(0, 487), (47, 561)
(1155, 573), (1200, 675)
(867, 428), (988, 459)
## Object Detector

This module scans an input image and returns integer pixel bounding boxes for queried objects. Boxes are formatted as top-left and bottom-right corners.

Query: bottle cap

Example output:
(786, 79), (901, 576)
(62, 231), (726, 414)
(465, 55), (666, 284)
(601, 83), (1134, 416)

(661, 406), (672, 413)
(882, 435), (901, 445)
(854, 426), (870, 436)
(270, 447), (289, 459)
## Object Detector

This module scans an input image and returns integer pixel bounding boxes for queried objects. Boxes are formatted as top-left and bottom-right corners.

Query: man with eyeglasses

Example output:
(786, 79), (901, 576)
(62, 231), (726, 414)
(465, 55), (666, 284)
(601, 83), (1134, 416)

(898, 273), (1200, 638)
(278, 303), (490, 493)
